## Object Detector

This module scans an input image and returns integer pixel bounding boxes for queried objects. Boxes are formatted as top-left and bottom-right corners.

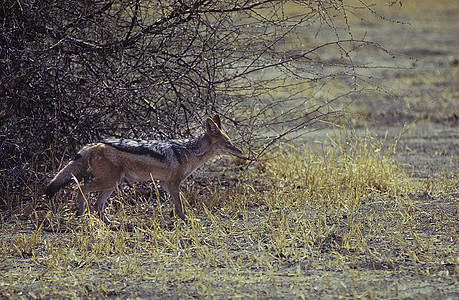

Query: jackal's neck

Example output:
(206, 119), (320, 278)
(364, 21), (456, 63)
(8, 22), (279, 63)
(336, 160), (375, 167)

(185, 133), (213, 158)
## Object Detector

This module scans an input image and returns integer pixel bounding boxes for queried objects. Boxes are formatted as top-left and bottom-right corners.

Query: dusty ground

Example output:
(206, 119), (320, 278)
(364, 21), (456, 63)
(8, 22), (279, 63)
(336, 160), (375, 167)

(1, 0), (458, 299)
(345, 0), (459, 178)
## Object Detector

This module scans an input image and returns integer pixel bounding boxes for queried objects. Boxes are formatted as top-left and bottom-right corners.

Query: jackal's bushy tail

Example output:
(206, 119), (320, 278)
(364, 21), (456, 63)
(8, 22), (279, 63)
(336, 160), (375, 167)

(45, 149), (90, 198)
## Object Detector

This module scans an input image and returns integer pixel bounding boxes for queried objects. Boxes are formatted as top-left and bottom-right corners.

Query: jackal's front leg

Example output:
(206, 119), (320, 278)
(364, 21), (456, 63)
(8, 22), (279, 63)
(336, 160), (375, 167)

(167, 181), (186, 221)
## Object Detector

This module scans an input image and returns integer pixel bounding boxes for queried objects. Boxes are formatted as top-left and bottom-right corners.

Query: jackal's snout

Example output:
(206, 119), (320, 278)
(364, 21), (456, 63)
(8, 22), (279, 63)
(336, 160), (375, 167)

(225, 141), (243, 157)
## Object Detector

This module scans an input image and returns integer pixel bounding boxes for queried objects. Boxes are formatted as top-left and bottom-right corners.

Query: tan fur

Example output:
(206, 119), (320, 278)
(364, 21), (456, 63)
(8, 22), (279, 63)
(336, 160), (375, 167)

(46, 115), (242, 224)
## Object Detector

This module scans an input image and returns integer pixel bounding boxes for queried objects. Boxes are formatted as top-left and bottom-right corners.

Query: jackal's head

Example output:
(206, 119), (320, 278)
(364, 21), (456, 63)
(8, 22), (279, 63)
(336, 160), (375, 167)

(206, 115), (243, 157)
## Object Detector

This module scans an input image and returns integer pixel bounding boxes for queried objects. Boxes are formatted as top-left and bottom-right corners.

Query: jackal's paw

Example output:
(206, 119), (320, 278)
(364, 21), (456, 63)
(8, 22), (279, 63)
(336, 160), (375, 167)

(98, 212), (111, 225)
(169, 210), (187, 221)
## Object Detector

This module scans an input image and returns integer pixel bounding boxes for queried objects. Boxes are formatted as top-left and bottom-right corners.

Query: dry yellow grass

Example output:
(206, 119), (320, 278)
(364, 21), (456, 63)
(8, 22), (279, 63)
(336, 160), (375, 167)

(1, 127), (457, 298)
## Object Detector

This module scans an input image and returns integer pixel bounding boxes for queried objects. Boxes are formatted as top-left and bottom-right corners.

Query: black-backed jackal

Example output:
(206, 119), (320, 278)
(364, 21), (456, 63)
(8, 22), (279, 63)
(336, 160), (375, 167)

(45, 115), (243, 224)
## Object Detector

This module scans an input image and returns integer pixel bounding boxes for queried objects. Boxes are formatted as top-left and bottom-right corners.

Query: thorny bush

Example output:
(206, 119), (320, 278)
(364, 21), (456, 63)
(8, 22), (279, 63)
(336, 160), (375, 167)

(1, 0), (399, 210)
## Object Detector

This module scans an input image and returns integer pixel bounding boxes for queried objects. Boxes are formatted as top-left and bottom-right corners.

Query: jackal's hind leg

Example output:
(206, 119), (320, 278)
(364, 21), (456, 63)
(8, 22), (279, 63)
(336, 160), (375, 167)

(76, 188), (90, 217)
(75, 177), (116, 223)
(95, 189), (115, 225)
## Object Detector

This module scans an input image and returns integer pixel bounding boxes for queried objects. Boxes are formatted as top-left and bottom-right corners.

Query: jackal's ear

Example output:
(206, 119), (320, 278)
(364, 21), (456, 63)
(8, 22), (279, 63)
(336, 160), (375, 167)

(212, 114), (222, 129)
(206, 117), (221, 136)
